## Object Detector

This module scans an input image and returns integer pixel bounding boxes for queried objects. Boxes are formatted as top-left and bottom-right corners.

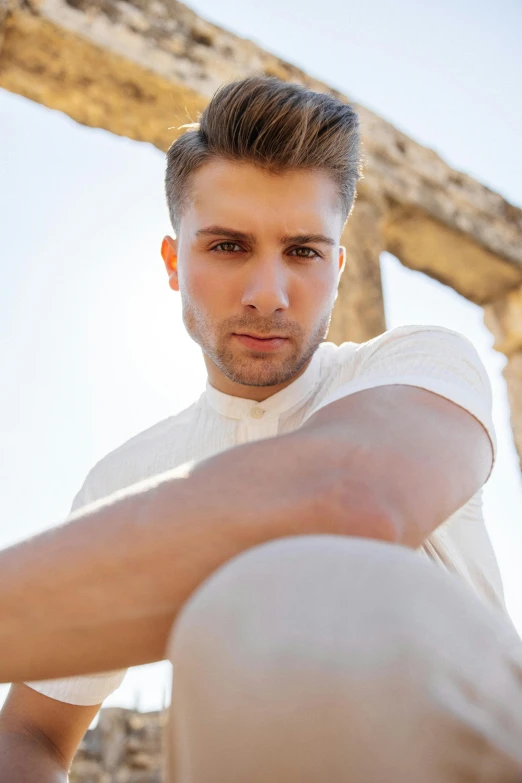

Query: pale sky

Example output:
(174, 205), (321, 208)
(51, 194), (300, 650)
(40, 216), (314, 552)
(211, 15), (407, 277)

(1, 0), (521, 714)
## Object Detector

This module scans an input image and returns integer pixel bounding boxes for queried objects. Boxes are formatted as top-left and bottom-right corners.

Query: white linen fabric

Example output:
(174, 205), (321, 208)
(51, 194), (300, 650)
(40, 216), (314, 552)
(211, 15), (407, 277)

(26, 324), (505, 706)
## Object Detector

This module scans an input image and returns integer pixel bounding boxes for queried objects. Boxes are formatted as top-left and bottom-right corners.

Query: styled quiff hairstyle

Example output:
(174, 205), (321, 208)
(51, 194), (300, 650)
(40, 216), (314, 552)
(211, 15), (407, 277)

(165, 75), (362, 234)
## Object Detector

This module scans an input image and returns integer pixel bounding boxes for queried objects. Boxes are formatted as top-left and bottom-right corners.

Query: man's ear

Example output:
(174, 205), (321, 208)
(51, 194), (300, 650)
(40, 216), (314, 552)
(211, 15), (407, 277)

(338, 246), (346, 276)
(161, 235), (179, 292)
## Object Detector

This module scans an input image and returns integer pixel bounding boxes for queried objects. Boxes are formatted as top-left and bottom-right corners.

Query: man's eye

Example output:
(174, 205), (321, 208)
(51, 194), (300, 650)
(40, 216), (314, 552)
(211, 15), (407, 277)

(289, 247), (321, 259)
(211, 242), (242, 253)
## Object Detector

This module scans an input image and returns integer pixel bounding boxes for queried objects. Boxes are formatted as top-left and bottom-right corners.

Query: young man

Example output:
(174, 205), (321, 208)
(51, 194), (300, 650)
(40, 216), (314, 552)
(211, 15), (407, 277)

(1, 76), (521, 782)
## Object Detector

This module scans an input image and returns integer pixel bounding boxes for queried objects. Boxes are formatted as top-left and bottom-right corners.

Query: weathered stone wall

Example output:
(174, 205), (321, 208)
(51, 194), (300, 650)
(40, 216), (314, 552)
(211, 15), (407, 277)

(70, 707), (168, 782)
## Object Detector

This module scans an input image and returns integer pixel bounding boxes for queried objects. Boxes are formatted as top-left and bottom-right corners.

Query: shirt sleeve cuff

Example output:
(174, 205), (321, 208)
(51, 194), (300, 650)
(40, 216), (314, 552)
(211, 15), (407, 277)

(24, 669), (127, 706)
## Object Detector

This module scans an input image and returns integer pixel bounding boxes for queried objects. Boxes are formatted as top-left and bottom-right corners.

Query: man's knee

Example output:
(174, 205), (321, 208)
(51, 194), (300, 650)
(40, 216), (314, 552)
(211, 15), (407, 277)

(164, 536), (522, 781)
(166, 534), (485, 678)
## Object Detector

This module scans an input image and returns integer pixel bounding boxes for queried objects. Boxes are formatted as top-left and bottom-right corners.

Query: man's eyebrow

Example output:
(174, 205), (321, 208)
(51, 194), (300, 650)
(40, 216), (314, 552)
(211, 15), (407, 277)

(195, 226), (336, 246)
(281, 233), (336, 247)
(195, 226), (256, 243)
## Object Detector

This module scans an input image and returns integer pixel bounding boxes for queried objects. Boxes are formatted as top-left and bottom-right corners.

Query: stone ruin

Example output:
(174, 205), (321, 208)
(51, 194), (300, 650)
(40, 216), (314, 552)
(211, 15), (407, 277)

(69, 707), (167, 782)
(1, 0), (522, 778)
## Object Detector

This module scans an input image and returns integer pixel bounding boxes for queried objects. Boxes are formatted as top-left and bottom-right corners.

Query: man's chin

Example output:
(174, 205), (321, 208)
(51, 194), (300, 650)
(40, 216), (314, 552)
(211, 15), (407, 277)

(207, 338), (310, 388)
(223, 359), (302, 388)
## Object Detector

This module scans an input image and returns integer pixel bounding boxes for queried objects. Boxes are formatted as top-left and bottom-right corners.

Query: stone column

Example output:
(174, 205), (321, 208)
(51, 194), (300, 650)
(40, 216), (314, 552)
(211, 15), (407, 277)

(484, 285), (522, 472)
(326, 197), (387, 346)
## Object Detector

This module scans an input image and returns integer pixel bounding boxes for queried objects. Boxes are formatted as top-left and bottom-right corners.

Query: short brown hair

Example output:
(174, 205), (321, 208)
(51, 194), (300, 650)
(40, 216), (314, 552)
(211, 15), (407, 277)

(165, 75), (361, 234)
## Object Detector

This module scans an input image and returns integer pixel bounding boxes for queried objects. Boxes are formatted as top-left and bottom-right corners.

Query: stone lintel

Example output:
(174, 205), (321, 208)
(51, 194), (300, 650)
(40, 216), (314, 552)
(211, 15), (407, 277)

(0, 5), (207, 150)
(383, 205), (522, 305)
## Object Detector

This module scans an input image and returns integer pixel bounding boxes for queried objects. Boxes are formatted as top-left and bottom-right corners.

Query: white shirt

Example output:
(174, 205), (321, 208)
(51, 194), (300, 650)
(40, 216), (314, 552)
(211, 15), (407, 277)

(26, 324), (504, 706)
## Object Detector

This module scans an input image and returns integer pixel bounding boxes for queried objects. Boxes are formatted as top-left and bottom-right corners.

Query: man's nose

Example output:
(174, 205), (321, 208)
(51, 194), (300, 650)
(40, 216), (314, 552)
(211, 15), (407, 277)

(240, 258), (290, 315)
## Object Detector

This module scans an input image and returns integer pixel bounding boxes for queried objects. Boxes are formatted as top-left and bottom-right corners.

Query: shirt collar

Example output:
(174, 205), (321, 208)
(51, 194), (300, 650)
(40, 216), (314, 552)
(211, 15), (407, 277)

(204, 346), (322, 420)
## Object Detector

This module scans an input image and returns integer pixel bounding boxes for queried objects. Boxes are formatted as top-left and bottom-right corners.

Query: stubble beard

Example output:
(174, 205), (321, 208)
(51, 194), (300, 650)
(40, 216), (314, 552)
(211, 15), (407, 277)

(182, 298), (333, 388)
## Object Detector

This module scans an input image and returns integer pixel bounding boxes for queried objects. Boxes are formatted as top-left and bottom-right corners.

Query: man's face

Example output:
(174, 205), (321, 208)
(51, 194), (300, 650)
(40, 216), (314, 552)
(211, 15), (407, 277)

(162, 159), (345, 398)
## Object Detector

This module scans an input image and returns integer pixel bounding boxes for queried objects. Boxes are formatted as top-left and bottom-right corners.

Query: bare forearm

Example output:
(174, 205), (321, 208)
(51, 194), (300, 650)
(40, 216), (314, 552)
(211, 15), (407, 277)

(0, 731), (68, 782)
(0, 428), (393, 683)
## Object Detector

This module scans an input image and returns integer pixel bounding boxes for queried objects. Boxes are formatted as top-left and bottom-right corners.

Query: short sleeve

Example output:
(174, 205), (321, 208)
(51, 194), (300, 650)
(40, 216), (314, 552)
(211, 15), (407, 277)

(23, 669), (128, 707)
(24, 466), (128, 706)
(305, 325), (497, 480)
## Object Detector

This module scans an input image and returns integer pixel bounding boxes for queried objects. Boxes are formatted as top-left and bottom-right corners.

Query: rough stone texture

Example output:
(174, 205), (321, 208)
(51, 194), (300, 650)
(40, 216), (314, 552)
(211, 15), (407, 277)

(70, 707), (168, 782)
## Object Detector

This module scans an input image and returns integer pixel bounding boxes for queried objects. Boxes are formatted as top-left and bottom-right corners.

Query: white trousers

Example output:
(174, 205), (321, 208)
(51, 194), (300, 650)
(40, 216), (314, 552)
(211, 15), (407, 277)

(164, 536), (522, 782)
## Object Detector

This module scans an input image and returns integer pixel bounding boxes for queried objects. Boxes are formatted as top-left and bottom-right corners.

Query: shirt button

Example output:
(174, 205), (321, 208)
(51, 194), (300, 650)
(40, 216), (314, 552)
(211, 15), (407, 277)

(250, 407), (265, 419)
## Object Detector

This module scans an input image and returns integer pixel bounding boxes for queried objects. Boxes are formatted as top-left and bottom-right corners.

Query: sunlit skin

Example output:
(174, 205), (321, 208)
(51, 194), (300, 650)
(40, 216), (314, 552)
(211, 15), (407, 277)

(161, 159), (346, 402)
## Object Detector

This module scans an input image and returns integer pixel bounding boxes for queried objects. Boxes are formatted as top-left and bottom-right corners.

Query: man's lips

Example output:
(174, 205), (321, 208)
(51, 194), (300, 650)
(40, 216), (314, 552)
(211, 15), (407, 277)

(233, 333), (290, 352)
(235, 333), (286, 340)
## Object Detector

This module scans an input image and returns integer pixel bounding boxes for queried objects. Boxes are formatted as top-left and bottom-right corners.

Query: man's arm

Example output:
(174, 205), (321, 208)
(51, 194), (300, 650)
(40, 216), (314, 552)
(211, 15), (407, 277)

(0, 383), (491, 684)
(0, 684), (101, 782)
(300, 383), (494, 548)
(0, 426), (368, 684)
(0, 731), (67, 783)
